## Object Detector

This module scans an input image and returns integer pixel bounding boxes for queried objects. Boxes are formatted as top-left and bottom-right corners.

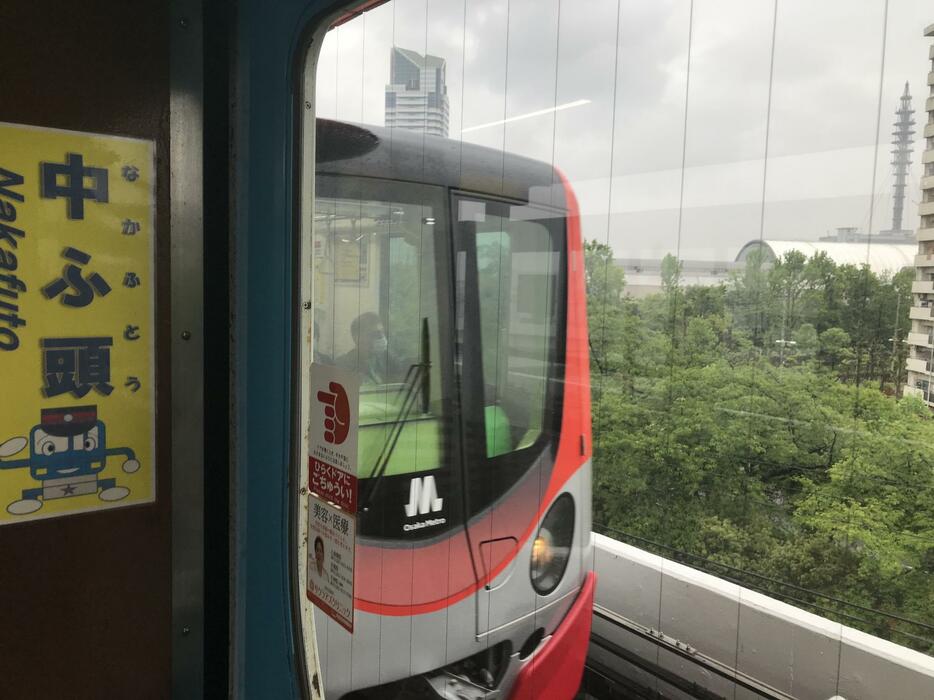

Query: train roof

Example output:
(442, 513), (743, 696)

(315, 119), (568, 209)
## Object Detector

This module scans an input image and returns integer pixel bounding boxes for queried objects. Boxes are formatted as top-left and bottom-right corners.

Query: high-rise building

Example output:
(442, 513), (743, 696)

(385, 47), (450, 137)
(903, 24), (934, 403)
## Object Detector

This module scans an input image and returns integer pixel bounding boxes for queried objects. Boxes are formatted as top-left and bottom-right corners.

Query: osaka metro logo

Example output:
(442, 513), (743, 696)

(316, 381), (350, 445)
(404, 475), (443, 518)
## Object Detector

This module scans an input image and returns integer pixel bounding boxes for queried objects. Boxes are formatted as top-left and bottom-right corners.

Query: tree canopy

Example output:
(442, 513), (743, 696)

(587, 242), (933, 653)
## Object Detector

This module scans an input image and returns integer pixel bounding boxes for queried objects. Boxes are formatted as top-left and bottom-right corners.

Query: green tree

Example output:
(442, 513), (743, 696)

(682, 317), (720, 367)
(819, 327), (852, 373)
(584, 240), (628, 377)
(800, 252), (843, 332)
(793, 322), (819, 363)
(588, 240), (930, 653)
(726, 249), (770, 343)
(769, 250), (808, 337)
(584, 239), (626, 303)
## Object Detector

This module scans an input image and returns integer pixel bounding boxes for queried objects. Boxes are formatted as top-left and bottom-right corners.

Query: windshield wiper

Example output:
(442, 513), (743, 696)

(359, 317), (431, 512)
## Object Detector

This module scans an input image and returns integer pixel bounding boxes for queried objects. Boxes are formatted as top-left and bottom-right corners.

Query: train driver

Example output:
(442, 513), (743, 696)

(336, 312), (407, 385)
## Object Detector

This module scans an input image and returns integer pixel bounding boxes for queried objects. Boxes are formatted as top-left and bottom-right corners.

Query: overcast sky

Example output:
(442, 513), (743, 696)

(315, 0), (932, 261)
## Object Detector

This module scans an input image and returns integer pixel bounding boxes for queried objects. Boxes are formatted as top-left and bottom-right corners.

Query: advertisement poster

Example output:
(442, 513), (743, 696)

(307, 495), (356, 633)
(0, 122), (156, 525)
(308, 362), (359, 513)
(333, 237), (368, 286)
(307, 362), (359, 631)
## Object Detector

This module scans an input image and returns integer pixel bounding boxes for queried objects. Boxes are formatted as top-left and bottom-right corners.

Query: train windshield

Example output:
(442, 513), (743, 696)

(312, 174), (455, 538)
(310, 166), (567, 541)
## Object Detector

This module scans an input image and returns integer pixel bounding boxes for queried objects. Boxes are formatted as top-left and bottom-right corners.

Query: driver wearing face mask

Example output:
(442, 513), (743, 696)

(336, 312), (407, 385)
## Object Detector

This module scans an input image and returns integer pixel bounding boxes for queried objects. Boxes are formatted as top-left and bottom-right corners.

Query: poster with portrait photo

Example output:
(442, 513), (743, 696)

(306, 495), (356, 633)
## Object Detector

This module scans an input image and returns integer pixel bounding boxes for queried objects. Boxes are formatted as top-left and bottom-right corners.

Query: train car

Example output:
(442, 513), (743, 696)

(306, 119), (595, 699)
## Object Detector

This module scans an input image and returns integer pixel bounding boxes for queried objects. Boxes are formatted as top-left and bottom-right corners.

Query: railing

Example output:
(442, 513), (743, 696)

(589, 530), (934, 699)
(593, 524), (934, 650)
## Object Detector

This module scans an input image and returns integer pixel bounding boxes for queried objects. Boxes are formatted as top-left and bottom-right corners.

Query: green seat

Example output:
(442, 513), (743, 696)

(485, 405), (512, 457)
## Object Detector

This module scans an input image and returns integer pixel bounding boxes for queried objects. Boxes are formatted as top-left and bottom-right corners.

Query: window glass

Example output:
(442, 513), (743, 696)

(304, 2), (934, 697)
(314, 176), (447, 479)
(462, 199), (560, 457)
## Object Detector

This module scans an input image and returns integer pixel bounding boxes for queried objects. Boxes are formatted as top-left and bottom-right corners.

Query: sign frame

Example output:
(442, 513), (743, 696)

(0, 121), (157, 527)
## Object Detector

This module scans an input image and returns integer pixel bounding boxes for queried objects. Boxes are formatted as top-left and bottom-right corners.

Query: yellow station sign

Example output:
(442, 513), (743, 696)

(0, 123), (155, 525)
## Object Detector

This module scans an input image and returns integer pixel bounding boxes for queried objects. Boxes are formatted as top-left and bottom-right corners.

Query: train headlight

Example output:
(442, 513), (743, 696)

(530, 494), (575, 595)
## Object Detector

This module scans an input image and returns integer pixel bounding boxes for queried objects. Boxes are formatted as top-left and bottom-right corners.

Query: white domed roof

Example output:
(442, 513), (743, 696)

(736, 240), (915, 276)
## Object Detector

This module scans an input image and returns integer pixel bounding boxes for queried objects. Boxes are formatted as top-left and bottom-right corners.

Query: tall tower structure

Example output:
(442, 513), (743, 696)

(385, 48), (450, 137)
(889, 82), (916, 235)
(903, 24), (934, 404)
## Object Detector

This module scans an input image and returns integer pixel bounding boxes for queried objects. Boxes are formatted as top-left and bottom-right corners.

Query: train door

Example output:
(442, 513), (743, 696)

(453, 194), (566, 640)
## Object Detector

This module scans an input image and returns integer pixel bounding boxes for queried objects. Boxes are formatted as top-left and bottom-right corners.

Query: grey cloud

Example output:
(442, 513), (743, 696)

(317, 0), (932, 261)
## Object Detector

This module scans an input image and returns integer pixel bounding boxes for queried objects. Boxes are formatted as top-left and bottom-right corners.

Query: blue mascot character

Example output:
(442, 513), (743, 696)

(0, 405), (139, 516)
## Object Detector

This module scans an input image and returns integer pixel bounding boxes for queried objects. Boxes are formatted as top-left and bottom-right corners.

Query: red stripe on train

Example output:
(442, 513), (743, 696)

(508, 571), (595, 700)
